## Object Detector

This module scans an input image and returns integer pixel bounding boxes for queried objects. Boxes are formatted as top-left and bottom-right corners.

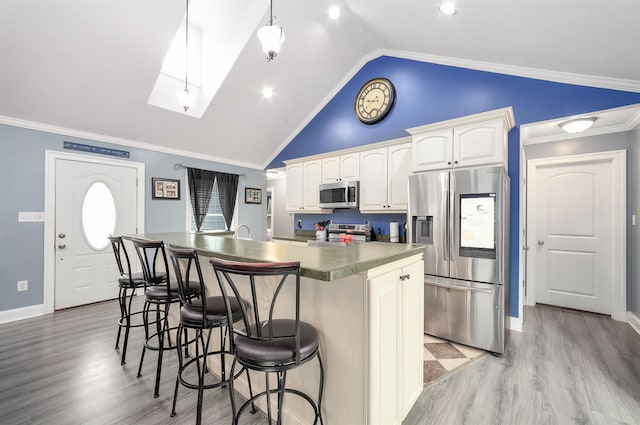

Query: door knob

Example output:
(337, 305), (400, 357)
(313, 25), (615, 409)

(58, 233), (66, 239)
(537, 240), (544, 246)
(58, 244), (66, 249)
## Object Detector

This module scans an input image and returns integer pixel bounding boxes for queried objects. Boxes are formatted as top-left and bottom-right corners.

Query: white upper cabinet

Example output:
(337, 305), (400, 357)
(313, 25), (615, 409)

(321, 153), (359, 183)
(360, 148), (388, 211)
(360, 142), (411, 213)
(411, 129), (453, 171)
(286, 163), (303, 211)
(286, 160), (326, 213)
(407, 107), (514, 172)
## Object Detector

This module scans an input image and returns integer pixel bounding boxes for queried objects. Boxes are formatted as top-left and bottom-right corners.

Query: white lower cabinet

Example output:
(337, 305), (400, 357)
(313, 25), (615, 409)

(368, 258), (424, 424)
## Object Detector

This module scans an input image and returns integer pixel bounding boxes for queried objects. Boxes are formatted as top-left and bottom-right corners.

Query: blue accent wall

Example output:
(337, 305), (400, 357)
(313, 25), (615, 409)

(268, 56), (640, 319)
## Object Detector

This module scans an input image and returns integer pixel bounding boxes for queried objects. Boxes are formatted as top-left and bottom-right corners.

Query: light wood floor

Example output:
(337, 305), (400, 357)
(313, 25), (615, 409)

(405, 304), (640, 425)
(1, 299), (639, 425)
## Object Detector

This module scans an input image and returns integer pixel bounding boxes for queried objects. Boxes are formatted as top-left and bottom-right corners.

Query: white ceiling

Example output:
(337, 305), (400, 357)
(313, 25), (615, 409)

(1, 0), (639, 170)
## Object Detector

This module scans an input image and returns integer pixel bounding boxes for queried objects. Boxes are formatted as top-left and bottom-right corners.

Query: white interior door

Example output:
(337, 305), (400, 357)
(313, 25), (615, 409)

(531, 159), (613, 314)
(54, 159), (138, 309)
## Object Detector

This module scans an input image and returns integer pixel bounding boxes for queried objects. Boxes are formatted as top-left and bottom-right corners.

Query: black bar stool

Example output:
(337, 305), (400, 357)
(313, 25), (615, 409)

(167, 247), (253, 425)
(108, 235), (147, 365)
(211, 257), (325, 425)
(132, 238), (196, 398)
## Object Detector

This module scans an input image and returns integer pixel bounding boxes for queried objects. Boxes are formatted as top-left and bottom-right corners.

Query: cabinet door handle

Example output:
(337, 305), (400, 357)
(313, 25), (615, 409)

(447, 161), (452, 165)
(454, 161), (458, 164)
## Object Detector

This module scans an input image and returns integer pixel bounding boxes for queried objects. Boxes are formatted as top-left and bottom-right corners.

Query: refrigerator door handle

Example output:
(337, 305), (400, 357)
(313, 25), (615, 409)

(426, 281), (495, 294)
(448, 172), (455, 262)
(442, 174), (449, 261)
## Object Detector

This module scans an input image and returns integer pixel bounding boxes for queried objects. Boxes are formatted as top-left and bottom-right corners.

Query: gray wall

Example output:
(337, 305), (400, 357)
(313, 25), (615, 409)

(524, 130), (637, 314)
(631, 129), (640, 317)
(0, 123), (267, 312)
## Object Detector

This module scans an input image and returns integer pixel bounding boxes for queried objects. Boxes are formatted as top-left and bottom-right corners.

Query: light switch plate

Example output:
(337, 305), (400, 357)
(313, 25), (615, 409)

(18, 212), (44, 222)
(17, 280), (28, 292)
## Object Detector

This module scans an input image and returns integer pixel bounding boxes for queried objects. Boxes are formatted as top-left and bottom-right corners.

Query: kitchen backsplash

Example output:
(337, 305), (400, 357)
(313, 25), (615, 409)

(294, 210), (407, 240)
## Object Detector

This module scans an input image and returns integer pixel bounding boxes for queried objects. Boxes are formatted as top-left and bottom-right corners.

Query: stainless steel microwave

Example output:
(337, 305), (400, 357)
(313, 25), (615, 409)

(319, 181), (359, 209)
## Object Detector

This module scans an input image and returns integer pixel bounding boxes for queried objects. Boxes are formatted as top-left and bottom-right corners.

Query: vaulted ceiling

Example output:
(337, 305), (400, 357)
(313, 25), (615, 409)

(1, 0), (638, 169)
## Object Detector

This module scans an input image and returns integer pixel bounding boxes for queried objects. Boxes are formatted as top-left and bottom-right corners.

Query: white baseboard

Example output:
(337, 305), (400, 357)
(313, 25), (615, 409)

(508, 315), (523, 332)
(0, 304), (44, 324)
(628, 311), (640, 336)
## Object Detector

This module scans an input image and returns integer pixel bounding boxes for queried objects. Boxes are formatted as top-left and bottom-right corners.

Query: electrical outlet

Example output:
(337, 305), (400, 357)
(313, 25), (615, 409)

(297, 220), (302, 229)
(633, 214), (637, 226)
(17, 280), (28, 292)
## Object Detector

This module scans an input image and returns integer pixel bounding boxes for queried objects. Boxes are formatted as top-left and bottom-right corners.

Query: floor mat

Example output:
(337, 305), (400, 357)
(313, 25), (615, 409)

(423, 334), (486, 383)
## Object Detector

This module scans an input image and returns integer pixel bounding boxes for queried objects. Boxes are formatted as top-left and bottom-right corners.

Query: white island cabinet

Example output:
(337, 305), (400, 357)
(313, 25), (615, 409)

(141, 232), (424, 425)
(368, 258), (424, 424)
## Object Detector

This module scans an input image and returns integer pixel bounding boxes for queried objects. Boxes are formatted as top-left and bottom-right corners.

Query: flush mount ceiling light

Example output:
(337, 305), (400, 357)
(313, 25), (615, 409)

(439, 2), (456, 15)
(257, 0), (285, 61)
(559, 117), (597, 133)
(262, 86), (273, 98)
(328, 6), (341, 20)
(177, 0), (193, 112)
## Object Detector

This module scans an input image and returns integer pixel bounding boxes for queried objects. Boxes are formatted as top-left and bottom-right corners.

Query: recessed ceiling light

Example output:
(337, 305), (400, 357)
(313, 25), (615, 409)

(262, 87), (273, 98)
(439, 2), (456, 15)
(328, 6), (341, 20)
(559, 117), (597, 133)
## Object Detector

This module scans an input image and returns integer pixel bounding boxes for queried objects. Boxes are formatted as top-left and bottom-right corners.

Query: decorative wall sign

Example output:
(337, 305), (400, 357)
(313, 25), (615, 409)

(245, 187), (262, 204)
(63, 141), (130, 158)
(152, 178), (180, 200)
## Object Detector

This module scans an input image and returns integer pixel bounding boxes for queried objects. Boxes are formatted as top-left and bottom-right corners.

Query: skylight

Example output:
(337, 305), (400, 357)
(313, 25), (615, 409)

(161, 25), (202, 88)
(147, 0), (268, 118)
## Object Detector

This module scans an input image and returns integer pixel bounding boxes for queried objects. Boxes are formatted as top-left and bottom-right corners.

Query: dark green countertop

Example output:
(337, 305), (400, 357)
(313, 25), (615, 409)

(128, 232), (424, 282)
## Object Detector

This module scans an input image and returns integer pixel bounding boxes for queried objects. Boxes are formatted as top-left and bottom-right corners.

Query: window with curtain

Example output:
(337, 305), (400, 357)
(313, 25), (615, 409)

(189, 181), (226, 232)
(187, 167), (239, 232)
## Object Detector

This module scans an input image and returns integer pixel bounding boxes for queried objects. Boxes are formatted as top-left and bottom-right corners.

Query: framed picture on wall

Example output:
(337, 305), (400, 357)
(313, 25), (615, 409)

(245, 187), (262, 204)
(152, 178), (180, 200)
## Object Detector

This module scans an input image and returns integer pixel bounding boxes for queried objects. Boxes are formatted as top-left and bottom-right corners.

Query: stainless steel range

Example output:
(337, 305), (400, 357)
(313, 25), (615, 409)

(307, 223), (371, 247)
(327, 223), (371, 242)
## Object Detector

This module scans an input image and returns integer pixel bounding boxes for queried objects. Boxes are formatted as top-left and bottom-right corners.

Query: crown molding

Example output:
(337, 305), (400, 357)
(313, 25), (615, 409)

(0, 115), (263, 171)
(264, 49), (640, 168)
(520, 103), (640, 145)
(382, 50), (640, 93)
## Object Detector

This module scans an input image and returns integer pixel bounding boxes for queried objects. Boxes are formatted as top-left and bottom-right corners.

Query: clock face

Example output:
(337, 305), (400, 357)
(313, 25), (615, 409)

(355, 78), (395, 124)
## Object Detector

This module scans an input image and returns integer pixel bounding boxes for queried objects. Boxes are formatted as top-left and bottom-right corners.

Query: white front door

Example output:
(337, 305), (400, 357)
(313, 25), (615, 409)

(54, 158), (138, 309)
(531, 158), (613, 314)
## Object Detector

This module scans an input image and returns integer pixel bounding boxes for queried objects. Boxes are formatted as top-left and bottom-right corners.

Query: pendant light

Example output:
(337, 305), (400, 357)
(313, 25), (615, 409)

(257, 0), (285, 61)
(177, 0), (193, 112)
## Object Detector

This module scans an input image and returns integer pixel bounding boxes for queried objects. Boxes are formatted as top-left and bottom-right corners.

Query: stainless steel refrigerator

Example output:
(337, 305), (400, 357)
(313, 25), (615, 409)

(407, 166), (509, 354)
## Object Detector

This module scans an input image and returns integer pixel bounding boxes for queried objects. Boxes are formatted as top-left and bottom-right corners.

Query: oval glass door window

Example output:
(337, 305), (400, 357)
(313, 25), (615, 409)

(82, 182), (117, 250)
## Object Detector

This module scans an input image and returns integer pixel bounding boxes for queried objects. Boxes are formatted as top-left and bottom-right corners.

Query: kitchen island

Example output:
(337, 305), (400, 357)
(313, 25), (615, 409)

(129, 232), (424, 425)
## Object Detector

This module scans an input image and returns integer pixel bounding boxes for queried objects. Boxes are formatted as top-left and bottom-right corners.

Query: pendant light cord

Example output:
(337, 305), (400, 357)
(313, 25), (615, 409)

(269, 0), (273, 26)
(184, 0), (189, 92)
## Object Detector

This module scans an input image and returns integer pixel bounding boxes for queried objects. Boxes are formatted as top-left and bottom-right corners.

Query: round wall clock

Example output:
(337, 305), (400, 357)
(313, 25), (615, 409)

(354, 78), (395, 124)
